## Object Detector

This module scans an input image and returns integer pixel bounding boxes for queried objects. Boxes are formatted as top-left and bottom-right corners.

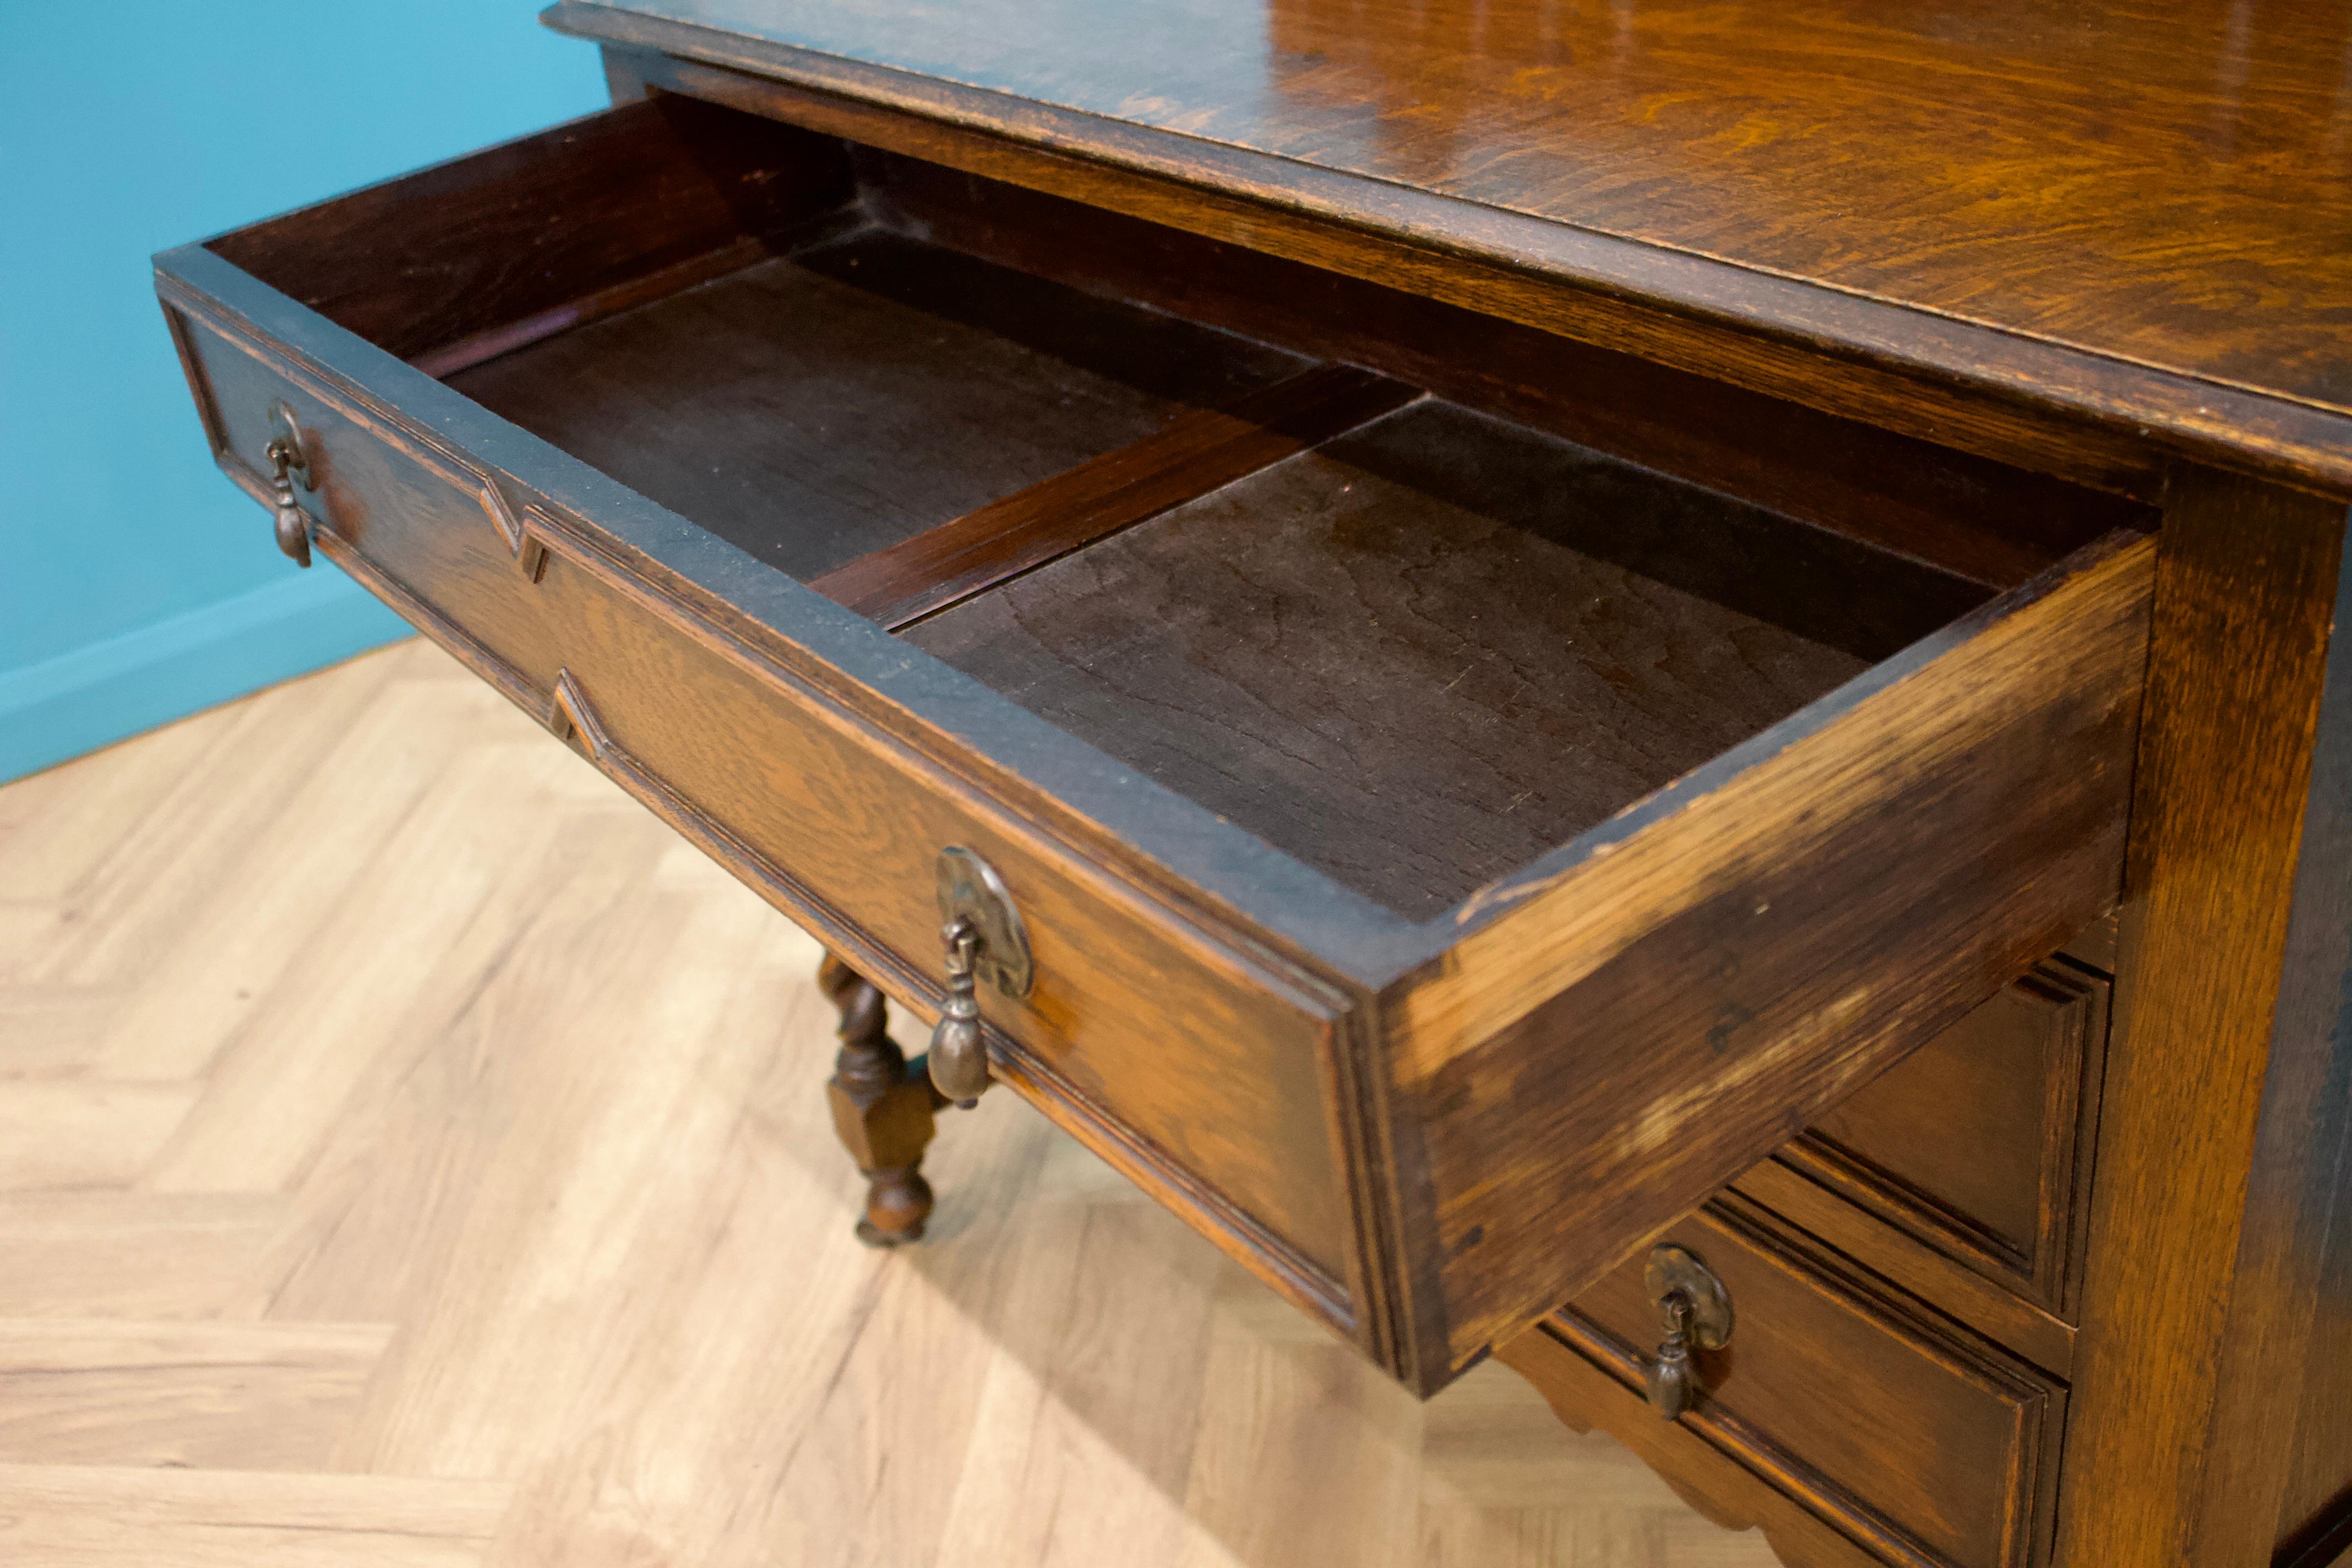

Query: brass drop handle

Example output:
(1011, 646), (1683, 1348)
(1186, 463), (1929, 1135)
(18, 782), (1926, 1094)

(928, 918), (989, 1105)
(265, 399), (314, 568)
(923, 847), (1033, 1107)
(1642, 1244), (1733, 1420)
(1646, 1290), (1702, 1418)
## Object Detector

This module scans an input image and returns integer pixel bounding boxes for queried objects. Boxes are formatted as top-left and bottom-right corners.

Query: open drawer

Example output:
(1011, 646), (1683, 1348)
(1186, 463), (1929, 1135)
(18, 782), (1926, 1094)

(154, 93), (2153, 1395)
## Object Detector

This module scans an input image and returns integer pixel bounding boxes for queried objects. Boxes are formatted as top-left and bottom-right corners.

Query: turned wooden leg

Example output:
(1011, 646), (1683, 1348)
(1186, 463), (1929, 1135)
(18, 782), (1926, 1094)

(818, 952), (939, 1246)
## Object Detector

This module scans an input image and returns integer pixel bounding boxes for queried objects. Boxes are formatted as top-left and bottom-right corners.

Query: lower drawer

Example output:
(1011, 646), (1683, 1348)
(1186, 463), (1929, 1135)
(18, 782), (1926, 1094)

(1759, 955), (2111, 1316)
(1522, 1195), (2065, 1568)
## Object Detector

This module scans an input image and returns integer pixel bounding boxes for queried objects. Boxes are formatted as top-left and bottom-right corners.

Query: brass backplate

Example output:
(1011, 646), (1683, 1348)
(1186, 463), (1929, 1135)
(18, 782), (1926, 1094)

(935, 846), (1032, 999)
(1645, 1244), (1733, 1349)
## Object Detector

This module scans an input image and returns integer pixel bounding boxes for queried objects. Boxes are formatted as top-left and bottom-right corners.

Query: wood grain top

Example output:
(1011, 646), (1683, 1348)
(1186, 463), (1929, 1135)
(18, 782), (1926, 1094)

(547, 0), (2352, 484)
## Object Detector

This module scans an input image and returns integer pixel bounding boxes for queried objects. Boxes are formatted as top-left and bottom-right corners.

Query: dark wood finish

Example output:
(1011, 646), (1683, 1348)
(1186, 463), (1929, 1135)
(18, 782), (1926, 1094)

(2059, 472), (2352, 1567)
(148, 4), (2352, 1559)
(855, 148), (2147, 592)
(450, 229), (1302, 583)
(210, 93), (854, 364)
(817, 951), (938, 1245)
(161, 89), (2135, 968)
(156, 85), (2173, 1401)
(206, 82), (2153, 597)
(1375, 532), (2150, 1382)
(156, 100), (2156, 1394)
(910, 396), (1985, 917)
(1777, 961), (2110, 1316)
(525, 520), (1363, 1318)
(2286, 1503), (2352, 1568)
(2280, 1180), (2352, 1565)
(2282, 1507), (2352, 1568)
(159, 268), (1368, 1347)
(811, 365), (1417, 628)
(549, 0), (2352, 411)
(594, 41), (2164, 512)
(411, 235), (784, 381)
(2059, 913), (2121, 977)
(1531, 1195), (2067, 1568)
(549, 9), (2352, 497)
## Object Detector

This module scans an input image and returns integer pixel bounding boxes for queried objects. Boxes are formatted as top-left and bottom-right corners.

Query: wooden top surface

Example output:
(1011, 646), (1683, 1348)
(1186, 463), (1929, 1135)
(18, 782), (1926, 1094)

(547, 0), (2352, 486)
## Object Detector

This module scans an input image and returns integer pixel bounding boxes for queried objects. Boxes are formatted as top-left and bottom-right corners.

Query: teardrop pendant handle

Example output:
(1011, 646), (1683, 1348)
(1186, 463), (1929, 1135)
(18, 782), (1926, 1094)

(927, 918), (989, 1105)
(1645, 1292), (1699, 1418)
(923, 847), (1031, 1106)
(264, 399), (314, 568)
(1642, 1244), (1733, 1420)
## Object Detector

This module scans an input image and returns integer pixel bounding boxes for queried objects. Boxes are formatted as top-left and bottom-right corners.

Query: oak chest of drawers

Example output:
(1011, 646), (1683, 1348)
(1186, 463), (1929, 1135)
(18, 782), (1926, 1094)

(156, 4), (2352, 1565)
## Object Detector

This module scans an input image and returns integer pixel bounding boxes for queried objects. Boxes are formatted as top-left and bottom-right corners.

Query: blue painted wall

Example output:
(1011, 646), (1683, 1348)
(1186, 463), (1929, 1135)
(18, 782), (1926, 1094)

(0, 4), (608, 782)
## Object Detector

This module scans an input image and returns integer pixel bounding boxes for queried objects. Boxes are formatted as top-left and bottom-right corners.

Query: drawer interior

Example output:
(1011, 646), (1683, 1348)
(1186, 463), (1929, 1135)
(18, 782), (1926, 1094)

(449, 232), (1306, 582)
(903, 398), (1985, 916)
(209, 92), (2149, 924)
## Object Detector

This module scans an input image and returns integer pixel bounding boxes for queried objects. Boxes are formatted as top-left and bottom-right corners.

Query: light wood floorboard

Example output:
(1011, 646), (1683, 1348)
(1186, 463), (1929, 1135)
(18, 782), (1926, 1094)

(0, 637), (1781, 1566)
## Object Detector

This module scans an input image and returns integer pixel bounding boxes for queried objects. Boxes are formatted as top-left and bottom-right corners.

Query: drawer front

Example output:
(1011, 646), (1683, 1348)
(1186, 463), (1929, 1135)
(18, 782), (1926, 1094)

(159, 278), (1364, 1337)
(1549, 1197), (2064, 1568)
(1766, 959), (2109, 1316)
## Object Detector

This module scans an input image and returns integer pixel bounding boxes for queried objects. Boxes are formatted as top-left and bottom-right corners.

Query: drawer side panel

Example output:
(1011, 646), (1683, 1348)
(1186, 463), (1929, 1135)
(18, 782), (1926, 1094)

(1381, 533), (2153, 1384)
(207, 94), (854, 367)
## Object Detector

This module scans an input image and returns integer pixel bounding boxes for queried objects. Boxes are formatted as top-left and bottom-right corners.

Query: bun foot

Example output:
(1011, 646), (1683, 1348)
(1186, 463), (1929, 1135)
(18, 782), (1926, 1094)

(854, 1165), (935, 1247)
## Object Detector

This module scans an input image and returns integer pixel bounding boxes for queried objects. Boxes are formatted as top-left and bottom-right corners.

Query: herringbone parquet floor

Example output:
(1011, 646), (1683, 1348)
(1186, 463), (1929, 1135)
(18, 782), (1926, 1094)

(0, 636), (1782, 1567)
